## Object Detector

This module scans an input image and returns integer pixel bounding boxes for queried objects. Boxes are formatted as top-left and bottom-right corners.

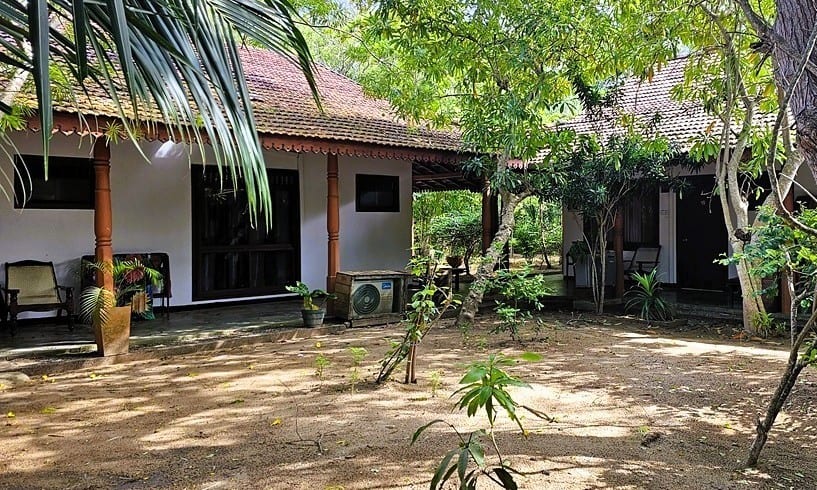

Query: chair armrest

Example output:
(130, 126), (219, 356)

(636, 261), (658, 271)
(1, 288), (20, 304)
(56, 285), (74, 302)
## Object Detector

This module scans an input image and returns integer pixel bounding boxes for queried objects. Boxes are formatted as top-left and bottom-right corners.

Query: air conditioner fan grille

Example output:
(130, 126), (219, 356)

(352, 284), (381, 315)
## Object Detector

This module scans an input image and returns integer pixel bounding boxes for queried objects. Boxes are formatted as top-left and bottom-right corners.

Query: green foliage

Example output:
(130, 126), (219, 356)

(285, 281), (335, 310)
(512, 197), (562, 264)
(555, 134), (683, 219)
(750, 311), (784, 338)
(378, 251), (460, 384)
(79, 258), (163, 325)
(414, 191), (481, 259)
(493, 304), (528, 341)
(624, 269), (674, 321)
(428, 212), (482, 258)
(721, 207), (817, 315)
(1, 0), (318, 226)
(348, 347), (368, 367)
(429, 370), (443, 398)
(349, 367), (361, 393)
(357, 0), (685, 160)
(412, 353), (546, 490)
(550, 133), (685, 313)
(314, 354), (330, 380)
(486, 267), (551, 340)
(453, 354), (533, 431)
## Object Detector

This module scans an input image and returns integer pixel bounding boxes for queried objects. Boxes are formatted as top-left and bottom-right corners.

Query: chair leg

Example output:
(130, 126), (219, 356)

(66, 307), (75, 331)
(9, 313), (17, 337)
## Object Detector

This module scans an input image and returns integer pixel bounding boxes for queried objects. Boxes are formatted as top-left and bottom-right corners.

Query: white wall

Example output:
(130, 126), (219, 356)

(0, 133), (94, 304)
(561, 210), (583, 277)
(657, 191), (676, 283)
(0, 132), (413, 317)
(337, 156), (412, 272)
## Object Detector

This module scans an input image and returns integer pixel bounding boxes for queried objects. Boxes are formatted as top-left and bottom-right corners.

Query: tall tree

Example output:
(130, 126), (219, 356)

(359, 0), (688, 326)
(672, 2), (802, 333)
(0, 0), (317, 225)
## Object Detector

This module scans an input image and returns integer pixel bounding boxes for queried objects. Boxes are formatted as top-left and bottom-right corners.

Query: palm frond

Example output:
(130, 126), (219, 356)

(79, 286), (115, 325)
(0, 0), (318, 225)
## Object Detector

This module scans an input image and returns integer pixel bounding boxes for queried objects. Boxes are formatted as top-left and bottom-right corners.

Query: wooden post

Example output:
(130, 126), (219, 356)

(481, 182), (492, 254)
(93, 138), (114, 292)
(614, 209), (625, 298)
(780, 190), (795, 317)
(327, 153), (340, 299)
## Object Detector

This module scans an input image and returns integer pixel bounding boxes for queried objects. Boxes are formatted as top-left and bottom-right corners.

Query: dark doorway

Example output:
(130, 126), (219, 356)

(676, 175), (728, 290)
(192, 166), (300, 300)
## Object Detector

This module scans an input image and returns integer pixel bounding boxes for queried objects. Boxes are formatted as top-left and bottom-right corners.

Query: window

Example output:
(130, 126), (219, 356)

(356, 174), (399, 212)
(13, 154), (94, 209)
(622, 190), (659, 247)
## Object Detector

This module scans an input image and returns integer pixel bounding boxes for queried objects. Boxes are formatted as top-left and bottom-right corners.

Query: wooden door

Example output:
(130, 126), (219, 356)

(676, 175), (728, 290)
(192, 167), (300, 300)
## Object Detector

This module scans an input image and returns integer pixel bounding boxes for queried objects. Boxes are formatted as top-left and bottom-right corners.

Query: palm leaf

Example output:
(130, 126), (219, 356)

(79, 286), (115, 325)
(0, 0), (318, 225)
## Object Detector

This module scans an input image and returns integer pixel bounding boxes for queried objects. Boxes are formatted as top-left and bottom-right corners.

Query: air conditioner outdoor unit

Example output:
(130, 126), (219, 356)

(335, 270), (409, 326)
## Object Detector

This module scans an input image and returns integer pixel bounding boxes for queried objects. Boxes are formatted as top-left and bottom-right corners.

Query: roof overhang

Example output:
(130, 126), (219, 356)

(24, 112), (479, 192)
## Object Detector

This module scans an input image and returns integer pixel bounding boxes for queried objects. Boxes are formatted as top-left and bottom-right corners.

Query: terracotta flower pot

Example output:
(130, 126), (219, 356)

(94, 305), (132, 357)
(446, 255), (464, 269)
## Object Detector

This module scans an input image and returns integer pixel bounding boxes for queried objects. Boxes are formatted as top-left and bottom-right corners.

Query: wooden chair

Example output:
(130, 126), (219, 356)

(624, 246), (662, 275)
(1, 260), (74, 335)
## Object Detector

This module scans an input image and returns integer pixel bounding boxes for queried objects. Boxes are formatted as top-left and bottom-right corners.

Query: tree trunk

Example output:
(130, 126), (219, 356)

(772, 0), (817, 182)
(455, 190), (528, 329)
(746, 304), (817, 466)
(595, 224), (607, 314)
(404, 343), (417, 384)
(733, 241), (766, 333)
(745, 349), (806, 466)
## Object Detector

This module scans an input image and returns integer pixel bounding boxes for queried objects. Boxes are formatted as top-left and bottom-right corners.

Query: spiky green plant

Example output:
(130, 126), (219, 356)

(624, 269), (673, 321)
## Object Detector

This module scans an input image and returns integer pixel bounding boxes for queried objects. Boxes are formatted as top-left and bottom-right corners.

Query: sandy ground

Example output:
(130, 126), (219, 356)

(1, 313), (815, 490)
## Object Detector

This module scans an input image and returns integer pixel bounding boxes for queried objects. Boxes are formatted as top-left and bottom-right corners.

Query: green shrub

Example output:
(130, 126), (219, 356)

(624, 269), (673, 321)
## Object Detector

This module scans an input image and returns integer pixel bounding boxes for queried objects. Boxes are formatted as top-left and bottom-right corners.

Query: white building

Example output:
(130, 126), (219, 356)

(1, 48), (471, 317)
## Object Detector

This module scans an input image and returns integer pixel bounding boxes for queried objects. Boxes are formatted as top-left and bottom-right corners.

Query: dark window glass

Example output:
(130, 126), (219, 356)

(356, 174), (399, 212)
(14, 154), (94, 209)
(623, 190), (659, 247)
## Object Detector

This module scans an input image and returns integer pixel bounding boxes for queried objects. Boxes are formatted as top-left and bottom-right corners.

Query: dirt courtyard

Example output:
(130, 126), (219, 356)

(1, 313), (815, 489)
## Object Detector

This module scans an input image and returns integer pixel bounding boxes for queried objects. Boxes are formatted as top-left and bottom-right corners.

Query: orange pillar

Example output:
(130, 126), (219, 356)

(93, 138), (114, 292)
(614, 209), (625, 298)
(481, 181), (492, 254)
(780, 190), (795, 316)
(327, 153), (340, 295)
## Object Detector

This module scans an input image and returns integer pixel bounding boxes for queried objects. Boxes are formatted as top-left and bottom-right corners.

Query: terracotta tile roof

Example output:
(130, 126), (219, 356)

(16, 47), (462, 154)
(240, 48), (462, 152)
(558, 57), (773, 150)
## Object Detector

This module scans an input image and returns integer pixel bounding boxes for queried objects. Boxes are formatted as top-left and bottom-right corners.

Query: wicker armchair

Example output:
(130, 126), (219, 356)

(1, 260), (74, 335)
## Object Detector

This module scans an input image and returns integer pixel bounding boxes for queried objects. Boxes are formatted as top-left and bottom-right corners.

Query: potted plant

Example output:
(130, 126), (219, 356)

(80, 258), (163, 356)
(445, 249), (464, 269)
(286, 281), (335, 327)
